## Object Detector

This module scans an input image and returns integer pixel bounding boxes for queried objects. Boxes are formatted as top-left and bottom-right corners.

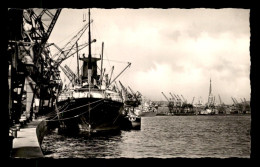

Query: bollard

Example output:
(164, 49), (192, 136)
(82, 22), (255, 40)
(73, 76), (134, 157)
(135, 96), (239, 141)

(11, 128), (17, 138)
(15, 124), (20, 131)
(20, 120), (25, 127)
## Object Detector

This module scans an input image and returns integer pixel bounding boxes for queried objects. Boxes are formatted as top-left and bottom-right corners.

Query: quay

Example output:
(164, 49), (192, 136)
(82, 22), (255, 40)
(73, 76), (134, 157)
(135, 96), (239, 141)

(11, 117), (47, 158)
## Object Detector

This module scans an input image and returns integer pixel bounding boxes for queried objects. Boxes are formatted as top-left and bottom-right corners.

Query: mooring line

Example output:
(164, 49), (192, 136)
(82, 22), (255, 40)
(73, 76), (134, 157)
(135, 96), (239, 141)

(46, 101), (104, 122)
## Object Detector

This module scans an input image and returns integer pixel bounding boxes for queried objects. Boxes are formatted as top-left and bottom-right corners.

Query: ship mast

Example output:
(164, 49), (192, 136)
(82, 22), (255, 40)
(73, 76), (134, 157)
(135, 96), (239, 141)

(76, 42), (80, 85)
(100, 42), (104, 85)
(88, 8), (92, 86)
(88, 8), (92, 132)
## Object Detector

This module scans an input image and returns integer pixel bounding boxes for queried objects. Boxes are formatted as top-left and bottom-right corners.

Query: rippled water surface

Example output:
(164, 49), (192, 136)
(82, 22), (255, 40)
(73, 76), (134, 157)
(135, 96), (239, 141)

(41, 115), (251, 158)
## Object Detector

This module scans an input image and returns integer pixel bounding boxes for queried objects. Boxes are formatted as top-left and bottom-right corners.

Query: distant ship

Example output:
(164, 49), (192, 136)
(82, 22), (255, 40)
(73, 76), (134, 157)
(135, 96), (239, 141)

(135, 100), (157, 117)
(119, 82), (156, 118)
(56, 9), (130, 133)
(199, 108), (214, 115)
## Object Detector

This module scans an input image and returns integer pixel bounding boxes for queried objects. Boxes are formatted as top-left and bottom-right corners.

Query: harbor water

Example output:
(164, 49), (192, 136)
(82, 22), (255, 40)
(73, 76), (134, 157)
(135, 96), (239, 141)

(41, 115), (251, 158)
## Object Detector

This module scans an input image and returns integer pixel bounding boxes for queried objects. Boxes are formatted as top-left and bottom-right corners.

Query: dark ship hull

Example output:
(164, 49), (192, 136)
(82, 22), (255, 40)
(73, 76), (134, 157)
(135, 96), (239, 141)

(128, 115), (141, 130)
(57, 97), (125, 133)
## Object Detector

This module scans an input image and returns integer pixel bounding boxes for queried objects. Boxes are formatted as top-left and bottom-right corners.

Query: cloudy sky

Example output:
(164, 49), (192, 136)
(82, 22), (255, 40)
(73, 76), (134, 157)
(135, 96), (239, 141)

(48, 8), (250, 104)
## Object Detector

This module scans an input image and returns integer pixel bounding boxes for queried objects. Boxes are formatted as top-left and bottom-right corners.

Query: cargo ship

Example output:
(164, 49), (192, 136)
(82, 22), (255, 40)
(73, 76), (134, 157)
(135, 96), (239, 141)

(56, 9), (130, 134)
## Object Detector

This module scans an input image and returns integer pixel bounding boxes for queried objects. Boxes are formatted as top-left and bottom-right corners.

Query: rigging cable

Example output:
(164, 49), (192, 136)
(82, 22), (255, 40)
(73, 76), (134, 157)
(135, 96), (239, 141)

(46, 100), (104, 122)
(52, 98), (104, 117)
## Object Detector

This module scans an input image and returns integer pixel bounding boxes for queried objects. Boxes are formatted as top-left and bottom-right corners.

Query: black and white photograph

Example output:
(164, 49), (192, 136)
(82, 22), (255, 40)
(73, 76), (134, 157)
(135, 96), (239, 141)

(6, 7), (252, 161)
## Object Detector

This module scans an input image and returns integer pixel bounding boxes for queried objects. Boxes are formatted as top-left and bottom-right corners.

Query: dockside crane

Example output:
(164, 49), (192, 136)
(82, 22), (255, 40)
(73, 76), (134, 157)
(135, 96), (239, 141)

(59, 66), (76, 87)
(118, 81), (140, 107)
(128, 86), (136, 97)
(173, 93), (178, 100)
(231, 97), (237, 106)
(177, 95), (182, 102)
(36, 18), (95, 98)
(234, 97), (243, 113)
(173, 94), (181, 107)
(162, 92), (174, 112)
(64, 65), (77, 83)
(128, 86), (141, 104)
(181, 95), (186, 103)
(7, 9), (62, 156)
(218, 94), (222, 105)
(217, 94), (226, 114)
(169, 92), (176, 102)
(191, 97), (195, 105)
(118, 81), (126, 91)
(8, 9), (62, 126)
(240, 98), (244, 104)
(234, 98), (239, 105)
(50, 41), (93, 87)
(118, 81), (129, 102)
(22, 9), (62, 67)
(170, 92), (177, 106)
(161, 92), (170, 102)
(240, 98), (246, 112)
(177, 95), (183, 106)
(137, 91), (142, 97)
(48, 19), (97, 92)
(52, 20), (95, 68)
(243, 98), (250, 113)
(231, 97), (241, 113)
(244, 98), (249, 106)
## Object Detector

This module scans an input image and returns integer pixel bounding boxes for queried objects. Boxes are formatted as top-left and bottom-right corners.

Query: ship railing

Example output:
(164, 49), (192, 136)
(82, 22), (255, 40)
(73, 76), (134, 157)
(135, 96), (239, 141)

(58, 89), (123, 102)
(72, 91), (104, 99)
(58, 91), (74, 101)
(106, 93), (123, 102)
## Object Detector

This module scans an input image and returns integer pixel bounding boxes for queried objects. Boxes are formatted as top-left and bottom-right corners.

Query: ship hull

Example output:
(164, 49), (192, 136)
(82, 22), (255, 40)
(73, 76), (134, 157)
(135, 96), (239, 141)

(128, 115), (141, 130)
(57, 97), (124, 133)
(199, 109), (215, 115)
(138, 111), (157, 117)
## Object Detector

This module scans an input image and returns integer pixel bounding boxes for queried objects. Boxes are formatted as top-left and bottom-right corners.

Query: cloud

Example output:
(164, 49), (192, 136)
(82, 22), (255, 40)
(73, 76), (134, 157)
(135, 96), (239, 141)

(49, 8), (250, 104)
(159, 9), (250, 41)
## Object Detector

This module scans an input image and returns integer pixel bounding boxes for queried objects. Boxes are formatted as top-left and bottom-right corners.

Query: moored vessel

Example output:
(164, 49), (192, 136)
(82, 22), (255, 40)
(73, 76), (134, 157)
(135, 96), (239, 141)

(135, 100), (157, 117)
(56, 9), (130, 134)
